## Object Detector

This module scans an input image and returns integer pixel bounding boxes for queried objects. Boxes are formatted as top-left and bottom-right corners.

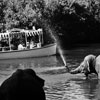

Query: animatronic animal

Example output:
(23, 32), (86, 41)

(70, 54), (98, 79)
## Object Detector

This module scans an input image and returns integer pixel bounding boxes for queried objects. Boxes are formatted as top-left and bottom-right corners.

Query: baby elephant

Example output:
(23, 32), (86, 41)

(0, 69), (46, 100)
(70, 54), (98, 79)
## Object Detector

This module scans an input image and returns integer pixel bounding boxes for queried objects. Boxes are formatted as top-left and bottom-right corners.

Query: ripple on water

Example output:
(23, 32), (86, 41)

(44, 75), (100, 100)
(62, 81), (88, 100)
(0, 51), (100, 100)
(45, 82), (67, 100)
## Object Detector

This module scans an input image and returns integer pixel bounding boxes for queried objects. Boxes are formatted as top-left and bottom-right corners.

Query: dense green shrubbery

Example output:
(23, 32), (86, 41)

(0, 0), (100, 46)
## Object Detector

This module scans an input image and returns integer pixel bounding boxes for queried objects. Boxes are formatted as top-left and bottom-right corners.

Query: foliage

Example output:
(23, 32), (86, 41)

(1, 0), (46, 30)
(0, 0), (100, 46)
(44, 0), (100, 47)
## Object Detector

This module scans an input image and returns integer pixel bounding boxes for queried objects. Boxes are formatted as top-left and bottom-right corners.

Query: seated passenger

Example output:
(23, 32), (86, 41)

(18, 44), (25, 50)
(37, 42), (41, 48)
(30, 41), (35, 49)
(11, 44), (15, 50)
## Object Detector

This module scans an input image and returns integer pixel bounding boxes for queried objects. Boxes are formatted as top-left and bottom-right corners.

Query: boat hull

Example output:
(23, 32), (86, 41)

(0, 43), (57, 59)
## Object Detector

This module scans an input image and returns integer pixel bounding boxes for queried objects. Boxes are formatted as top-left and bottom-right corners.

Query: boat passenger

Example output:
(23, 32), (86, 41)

(18, 43), (26, 50)
(30, 41), (35, 49)
(26, 42), (30, 49)
(2, 47), (5, 52)
(32, 26), (36, 30)
(37, 42), (41, 48)
(11, 44), (15, 50)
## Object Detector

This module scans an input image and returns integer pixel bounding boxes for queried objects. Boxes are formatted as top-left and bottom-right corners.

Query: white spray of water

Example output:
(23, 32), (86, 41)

(58, 47), (67, 66)
(47, 27), (69, 71)
(58, 46), (69, 71)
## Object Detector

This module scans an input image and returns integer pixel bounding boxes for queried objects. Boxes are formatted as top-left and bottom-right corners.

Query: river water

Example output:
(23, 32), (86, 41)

(0, 47), (100, 100)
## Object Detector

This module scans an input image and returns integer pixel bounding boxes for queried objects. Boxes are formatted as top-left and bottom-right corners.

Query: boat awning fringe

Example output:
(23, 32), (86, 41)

(23, 29), (42, 36)
(0, 29), (43, 39)
(0, 32), (9, 40)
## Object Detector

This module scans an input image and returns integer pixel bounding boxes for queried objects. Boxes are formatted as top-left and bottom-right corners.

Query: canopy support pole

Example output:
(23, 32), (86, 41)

(8, 32), (11, 51)
(41, 30), (43, 45)
(25, 32), (27, 48)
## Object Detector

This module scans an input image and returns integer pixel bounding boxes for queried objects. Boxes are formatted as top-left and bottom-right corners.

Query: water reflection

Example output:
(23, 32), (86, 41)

(64, 79), (99, 100)
(45, 76), (100, 100)
(0, 56), (60, 68)
(0, 56), (65, 84)
(0, 56), (62, 71)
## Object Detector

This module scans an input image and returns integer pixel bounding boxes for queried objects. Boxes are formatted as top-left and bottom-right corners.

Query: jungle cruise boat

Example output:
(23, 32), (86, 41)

(0, 28), (57, 59)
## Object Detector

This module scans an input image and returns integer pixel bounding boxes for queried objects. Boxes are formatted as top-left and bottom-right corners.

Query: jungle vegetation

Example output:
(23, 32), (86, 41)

(0, 0), (100, 47)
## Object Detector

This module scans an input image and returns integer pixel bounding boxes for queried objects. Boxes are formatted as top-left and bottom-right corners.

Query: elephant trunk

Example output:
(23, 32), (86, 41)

(70, 66), (82, 74)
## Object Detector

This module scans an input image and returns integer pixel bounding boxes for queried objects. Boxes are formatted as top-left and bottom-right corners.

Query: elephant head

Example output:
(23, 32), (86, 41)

(70, 54), (97, 78)
(70, 61), (89, 74)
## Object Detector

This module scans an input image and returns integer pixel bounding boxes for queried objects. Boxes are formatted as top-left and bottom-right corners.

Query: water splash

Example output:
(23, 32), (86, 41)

(45, 25), (69, 71)
(58, 46), (69, 72)
(49, 29), (66, 67)
(58, 48), (66, 66)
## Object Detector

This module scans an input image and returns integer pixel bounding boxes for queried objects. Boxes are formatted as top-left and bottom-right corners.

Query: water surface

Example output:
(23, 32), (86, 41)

(0, 47), (100, 100)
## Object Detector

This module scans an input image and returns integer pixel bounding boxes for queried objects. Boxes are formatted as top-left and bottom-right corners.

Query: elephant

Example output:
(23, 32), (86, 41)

(0, 69), (46, 100)
(95, 55), (100, 79)
(70, 54), (98, 79)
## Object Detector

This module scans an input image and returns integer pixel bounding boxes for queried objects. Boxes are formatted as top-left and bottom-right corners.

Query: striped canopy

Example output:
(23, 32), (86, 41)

(0, 32), (9, 40)
(0, 29), (43, 40)
(22, 29), (42, 36)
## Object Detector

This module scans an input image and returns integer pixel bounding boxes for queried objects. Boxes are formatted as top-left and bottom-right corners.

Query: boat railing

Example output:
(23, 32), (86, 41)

(0, 46), (10, 51)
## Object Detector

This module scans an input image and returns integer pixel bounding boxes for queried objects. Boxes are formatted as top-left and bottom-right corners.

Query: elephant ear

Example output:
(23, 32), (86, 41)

(81, 61), (90, 73)
(88, 58), (96, 73)
(86, 61), (90, 72)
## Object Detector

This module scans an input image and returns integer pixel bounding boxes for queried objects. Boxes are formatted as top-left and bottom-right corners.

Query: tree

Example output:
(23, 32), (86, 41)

(0, 0), (6, 32)
(3, 0), (46, 29)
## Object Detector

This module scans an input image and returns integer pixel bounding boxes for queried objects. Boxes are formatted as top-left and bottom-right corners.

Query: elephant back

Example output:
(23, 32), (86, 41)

(95, 55), (100, 74)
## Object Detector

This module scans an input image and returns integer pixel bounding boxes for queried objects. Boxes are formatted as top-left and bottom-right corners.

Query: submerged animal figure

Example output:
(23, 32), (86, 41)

(0, 69), (46, 100)
(70, 54), (98, 79)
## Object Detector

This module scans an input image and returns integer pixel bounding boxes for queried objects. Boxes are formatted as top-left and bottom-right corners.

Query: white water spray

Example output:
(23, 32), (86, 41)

(58, 46), (69, 72)
(47, 26), (69, 71)
(58, 47), (66, 66)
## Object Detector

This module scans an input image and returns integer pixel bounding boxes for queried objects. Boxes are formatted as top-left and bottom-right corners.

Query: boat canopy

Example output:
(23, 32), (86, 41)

(0, 28), (43, 51)
(0, 28), (43, 40)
